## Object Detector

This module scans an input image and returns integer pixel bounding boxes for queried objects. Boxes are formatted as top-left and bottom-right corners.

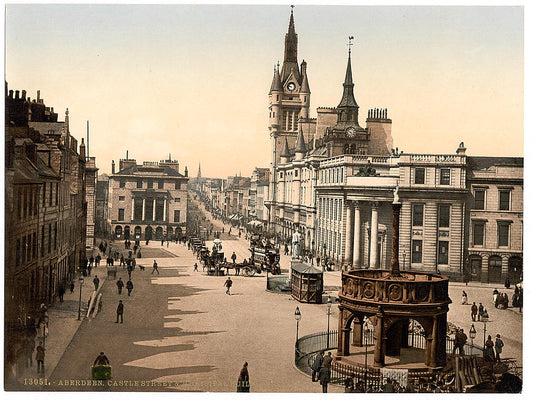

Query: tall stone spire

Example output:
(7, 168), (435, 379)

(197, 163), (202, 179)
(336, 44), (360, 128)
(280, 8), (300, 83)
(295, 129), (306, 154)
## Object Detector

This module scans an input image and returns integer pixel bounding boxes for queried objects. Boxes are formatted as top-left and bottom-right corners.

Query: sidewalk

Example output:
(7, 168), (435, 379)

(21, 268), (107, 381)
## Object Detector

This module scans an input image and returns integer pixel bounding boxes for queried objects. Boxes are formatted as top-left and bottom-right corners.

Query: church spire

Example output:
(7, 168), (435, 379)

(336, 36), (360, 127)
(280, 7), (300, 83)
(197, 163), (202, 179)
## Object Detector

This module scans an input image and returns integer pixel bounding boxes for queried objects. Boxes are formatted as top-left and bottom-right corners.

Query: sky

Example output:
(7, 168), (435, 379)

(5, 3), (524, 178)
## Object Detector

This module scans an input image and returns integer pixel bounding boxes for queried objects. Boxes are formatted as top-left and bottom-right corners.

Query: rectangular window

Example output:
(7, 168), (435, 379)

(118, 208), (125, 221)
(473, 222), (485, 246)
(174, 210), (180, 223)
(133, 198), (143, 220)
(119, 196), (125, 201)
(174, 182), (181, 190)
(158, 180), (164, 189)
(438, 241), (449, 264)
(174, 198), (181, 203)
(440, 168), (451, 185)
(147, 180), (153, 189)
(412, 204), (424, 226)
(136, 180), (143, 188)
(498, 223), (510, 247)
(473, 190), (485, 210)
(119, 180), (125, 188)
(412, 240), (423, 263)
(415, 168), (425, 184)
(438, 204), (450, 228)
(499, 190), (510, 211)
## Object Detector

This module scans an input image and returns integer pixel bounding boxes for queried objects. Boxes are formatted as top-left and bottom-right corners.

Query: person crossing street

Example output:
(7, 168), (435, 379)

(152, 260), (159, 274)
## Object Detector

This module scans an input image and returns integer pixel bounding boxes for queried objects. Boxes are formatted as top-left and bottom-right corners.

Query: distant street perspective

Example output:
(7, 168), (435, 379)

(5, 5), (523, 394)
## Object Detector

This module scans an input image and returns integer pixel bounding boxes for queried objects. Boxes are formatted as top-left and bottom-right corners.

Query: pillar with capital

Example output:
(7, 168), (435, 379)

(344, 202), (354, 265)
(369, 202), (379, 269)
(352, 201), (361, 268)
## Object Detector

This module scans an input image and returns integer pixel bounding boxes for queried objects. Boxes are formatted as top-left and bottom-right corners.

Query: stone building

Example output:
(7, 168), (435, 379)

(465, 157), (523, 283)
(5, 86), (87, 377)
(85, 156), (98, 247)
(108, 155), (189, 241)
(249, 167), (270, 224)
(95, 173), (110, 238)
(264, 11), (522, 283)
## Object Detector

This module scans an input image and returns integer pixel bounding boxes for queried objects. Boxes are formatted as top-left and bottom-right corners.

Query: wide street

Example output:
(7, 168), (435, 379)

(43, 200), (522, 393)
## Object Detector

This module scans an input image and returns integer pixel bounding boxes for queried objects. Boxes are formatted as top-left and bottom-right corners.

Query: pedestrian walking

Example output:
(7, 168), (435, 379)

(236, 362), (250, 392)
(36, 341), (45, 376)
(231, 252), (237, 264)
(126, 280), (134, 296)
(493, 289), (499, 306)
(453, 328), (467, 355)
(478, 303), (485, 321)
(194, 263), (198, 272)
(311, 351), (324, 382)
(116, 300), (124, 323)
(58, 284), (65, 302)
(505, 277), (511, 289)
(495, 334), (504, 362)
(224, 277), (233, 295)
(471, 302), (478, 321)
(93, 275), (100, 291)
(484, 335), (496, 362)
(318, 365), (330, 393)
(152, 260), (159, 274)
(70, 281), (75, 293)
(461, 290), (468, 305)
(116, 277), (124, 294)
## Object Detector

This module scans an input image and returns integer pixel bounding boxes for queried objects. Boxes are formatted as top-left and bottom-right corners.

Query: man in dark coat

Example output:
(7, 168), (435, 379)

(152, 260), (159, 275)
(116, 300), (124, 323)
(93, 275), (100, 291)
(36, 341), (45, 376)
(224, 277), (233, 295)
(471, 302), (478, 322)
(126, 280), (134, 296)
(94, 352), (110, 366)
(58, 285), (65, 302)
(116, 277), (124, 294)
(237, 362), (250, 392)
(311, 351), (324, 382)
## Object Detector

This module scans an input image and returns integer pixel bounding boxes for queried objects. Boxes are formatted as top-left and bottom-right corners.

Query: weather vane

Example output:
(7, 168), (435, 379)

(348, 35), (355, 54)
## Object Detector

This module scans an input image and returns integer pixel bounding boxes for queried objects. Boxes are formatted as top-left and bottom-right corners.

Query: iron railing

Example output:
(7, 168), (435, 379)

(295, 328), (484, 384)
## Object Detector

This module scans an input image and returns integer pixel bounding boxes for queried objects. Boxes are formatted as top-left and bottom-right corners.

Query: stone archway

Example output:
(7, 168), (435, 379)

(145, 226), (153, 240)
(468, 255), (482, 281)
(124, 226), (131, 240)
(115, 225), (123, 239)
(134, 226), (142, 239)
(488, 255), (502, 283)
(155, 226), (164, 240)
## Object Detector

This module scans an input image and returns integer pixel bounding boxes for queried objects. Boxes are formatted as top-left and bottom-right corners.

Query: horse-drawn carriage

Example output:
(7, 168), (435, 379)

(249, 238), (281, 275)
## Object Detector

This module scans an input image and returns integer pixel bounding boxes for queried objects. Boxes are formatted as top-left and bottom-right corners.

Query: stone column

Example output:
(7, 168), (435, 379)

(152, 199), (156, 221)
(481, 253), (489, 283)
(344, 203), (353, 265)
(430, 315), (439, 368)
(502, 255), (509, 281)
(390, 203), (402, 276)
(369, 202), (379, 269)
(337, 308), (352, 356)
(163, 199), (167, 222)
(374, 313), (385, 367)
(131, 198), (135, 220)
(352, 201), (361, 268)
(142, 199), (146, 221)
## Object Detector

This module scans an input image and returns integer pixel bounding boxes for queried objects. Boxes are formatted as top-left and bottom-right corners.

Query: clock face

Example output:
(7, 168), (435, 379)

(346, 127), (356, 137)
(287, 82), (296, 91)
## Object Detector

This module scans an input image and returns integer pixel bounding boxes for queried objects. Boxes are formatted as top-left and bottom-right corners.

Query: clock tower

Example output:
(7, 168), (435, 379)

(268, 8), (311, 167)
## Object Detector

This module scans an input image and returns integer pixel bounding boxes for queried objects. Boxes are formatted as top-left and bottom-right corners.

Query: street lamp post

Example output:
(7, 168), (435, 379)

(363, 323), (370, 392)
(326, 296), (332, 348)
(482, 320), (487, 353)
(77, 277), (84, 320)
(469, 324), (477, 356)
(294, 307), (301, 342)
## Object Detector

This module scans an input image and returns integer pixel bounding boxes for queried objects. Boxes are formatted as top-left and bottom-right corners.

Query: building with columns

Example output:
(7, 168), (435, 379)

(263, 10), (522, 283)
(108, 156), (189, 241)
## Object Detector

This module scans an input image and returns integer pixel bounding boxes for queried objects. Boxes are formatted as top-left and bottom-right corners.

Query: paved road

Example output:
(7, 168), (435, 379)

(42, 199), (522, 392)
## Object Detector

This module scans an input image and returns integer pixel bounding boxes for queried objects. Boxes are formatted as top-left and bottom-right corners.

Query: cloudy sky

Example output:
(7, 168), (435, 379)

(5, 3), (524, 178)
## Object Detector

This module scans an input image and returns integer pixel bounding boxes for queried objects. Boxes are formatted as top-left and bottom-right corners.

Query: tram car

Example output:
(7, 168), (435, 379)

(249, 246), (281, 275)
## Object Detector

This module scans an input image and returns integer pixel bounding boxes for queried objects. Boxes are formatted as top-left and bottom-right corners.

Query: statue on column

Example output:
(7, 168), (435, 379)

(393, 185), (400, 204)
(292, 231), (302, 260)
